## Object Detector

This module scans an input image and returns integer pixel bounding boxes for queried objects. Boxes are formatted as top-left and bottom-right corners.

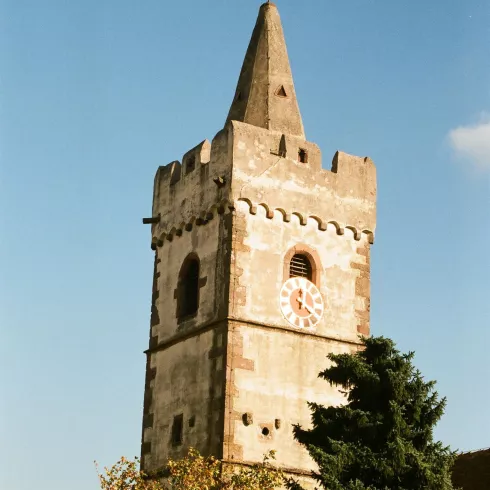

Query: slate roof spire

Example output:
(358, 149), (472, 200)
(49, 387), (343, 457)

(225, 2), (305, 138)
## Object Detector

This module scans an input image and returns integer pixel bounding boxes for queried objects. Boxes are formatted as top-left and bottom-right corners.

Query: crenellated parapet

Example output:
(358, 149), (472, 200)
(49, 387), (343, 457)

(229, 121), (376, 237)
(150, 127), (232, 240)
(149, 120), (376, 247)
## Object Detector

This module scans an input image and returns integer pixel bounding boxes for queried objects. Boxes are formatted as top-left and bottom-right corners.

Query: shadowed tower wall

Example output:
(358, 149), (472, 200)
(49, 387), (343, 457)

(140, 3), (376, 487)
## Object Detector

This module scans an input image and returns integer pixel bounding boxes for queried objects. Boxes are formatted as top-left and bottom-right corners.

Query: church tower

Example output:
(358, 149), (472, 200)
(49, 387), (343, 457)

(141, 3), (376, 487)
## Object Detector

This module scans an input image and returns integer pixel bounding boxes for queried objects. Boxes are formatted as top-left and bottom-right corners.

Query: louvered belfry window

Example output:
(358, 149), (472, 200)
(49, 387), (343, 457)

(289, 253), (313, 281)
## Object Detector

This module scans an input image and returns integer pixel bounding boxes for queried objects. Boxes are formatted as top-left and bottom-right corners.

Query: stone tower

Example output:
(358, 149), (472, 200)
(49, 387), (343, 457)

(141, 3), (376, 487)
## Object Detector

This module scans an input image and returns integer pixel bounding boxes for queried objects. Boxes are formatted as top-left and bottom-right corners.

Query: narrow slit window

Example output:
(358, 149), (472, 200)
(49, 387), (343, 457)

(298, 148), (308, 163)
(289, 254), (312, 281)
(171, 414), (184, 446)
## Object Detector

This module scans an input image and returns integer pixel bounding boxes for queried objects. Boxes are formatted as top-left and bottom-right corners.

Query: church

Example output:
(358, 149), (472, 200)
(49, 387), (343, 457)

(140, 2), (376, 487)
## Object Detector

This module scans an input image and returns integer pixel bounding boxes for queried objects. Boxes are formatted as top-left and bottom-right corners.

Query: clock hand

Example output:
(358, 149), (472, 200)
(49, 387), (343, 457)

(296, 289), (304, 307)
(303, 303), (313, 314)
(296, 291), (313, 314)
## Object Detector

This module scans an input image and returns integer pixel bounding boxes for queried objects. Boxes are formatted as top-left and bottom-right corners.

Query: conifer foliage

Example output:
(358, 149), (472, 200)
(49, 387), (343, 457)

(288, 336), (457, 490)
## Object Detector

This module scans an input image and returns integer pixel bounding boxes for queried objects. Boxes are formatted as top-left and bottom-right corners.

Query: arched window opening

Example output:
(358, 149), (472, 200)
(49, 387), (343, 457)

(284, 246), (321, 287)
(177, 256), (200, 319)
(289, 253), (312, 281)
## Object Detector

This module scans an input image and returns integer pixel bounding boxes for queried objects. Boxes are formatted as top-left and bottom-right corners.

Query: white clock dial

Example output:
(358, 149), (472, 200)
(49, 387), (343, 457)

(280, 277), (324, 328)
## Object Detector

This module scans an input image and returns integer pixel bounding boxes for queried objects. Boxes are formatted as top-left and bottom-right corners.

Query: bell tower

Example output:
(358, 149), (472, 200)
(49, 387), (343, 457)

(141, 3), (376, 487)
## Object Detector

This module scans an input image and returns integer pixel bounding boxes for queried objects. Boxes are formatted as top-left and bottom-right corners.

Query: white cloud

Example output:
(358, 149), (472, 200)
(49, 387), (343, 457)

(448, 115), (490, 170)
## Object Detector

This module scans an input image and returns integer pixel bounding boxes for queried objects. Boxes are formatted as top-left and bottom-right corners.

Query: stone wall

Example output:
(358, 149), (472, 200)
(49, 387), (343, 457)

(149, 209), (231, 345)
(221, 200), (372, 482)
(141, 214), (232, 472)
(228, 201), (372, 341)
(141, 326), (227, 470)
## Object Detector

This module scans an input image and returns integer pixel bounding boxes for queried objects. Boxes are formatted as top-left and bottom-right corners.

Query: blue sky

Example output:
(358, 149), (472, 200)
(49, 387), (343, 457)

(1, 1), (489, 489)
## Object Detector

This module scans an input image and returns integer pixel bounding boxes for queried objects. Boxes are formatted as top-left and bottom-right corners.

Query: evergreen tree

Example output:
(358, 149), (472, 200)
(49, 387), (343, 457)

(288, 336), (457, 490)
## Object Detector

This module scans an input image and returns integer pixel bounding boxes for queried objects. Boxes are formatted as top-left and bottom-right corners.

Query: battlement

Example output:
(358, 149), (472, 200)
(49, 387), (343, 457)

(150, 128), (233, 240)
(149, 121), (376, 248)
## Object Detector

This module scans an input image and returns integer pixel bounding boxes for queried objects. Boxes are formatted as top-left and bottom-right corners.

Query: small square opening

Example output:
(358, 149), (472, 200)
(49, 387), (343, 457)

(298, 148), (308, 163)
(171, 414), (184, 446)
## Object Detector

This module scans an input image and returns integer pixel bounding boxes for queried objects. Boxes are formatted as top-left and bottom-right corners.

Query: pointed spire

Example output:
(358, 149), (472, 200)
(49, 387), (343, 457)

(225, 2), (305, 138)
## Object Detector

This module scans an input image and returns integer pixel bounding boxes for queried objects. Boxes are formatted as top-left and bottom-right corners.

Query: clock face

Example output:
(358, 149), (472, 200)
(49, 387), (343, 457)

(280, 277), (324, 329)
